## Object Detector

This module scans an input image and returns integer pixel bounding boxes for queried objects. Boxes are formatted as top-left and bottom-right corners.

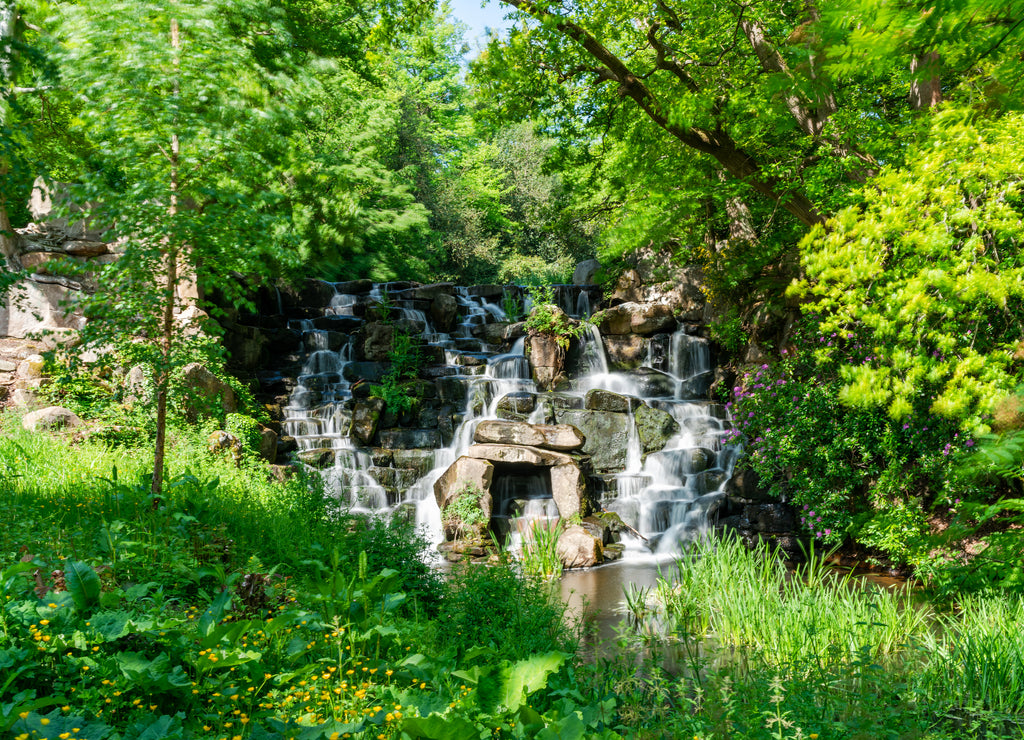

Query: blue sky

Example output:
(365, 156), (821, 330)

(448, 0), (515, 54)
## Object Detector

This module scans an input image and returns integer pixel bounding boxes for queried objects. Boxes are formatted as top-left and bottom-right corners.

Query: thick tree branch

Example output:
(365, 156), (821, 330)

(501, 0), (825, 227)
(738, 16), (835, 138)
(646, 23), (699, 93)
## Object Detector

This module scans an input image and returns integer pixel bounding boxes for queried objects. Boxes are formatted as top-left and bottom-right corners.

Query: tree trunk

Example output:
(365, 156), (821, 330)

(1, 3), (18, 262)
(152, 16), (180, 499)
(910, 53), (942, 110)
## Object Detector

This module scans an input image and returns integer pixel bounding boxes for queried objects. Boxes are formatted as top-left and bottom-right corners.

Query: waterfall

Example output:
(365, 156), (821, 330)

(275, 282), (739, 561)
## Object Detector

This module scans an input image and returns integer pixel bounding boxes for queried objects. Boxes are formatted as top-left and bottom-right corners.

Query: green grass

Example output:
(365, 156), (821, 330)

(4, 418), (1024, 739)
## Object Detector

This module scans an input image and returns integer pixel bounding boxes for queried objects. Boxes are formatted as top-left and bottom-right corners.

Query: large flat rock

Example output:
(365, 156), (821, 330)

(473, 420), (585, 451)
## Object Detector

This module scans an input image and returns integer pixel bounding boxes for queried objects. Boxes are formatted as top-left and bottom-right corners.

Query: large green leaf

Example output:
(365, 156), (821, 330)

(63, 560), (101, 611)
(400, 713), (482, 739)
(497, 652), (565, 712)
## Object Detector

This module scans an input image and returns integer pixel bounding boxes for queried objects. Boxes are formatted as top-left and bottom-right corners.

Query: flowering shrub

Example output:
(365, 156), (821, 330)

(731, 319), (978, 563)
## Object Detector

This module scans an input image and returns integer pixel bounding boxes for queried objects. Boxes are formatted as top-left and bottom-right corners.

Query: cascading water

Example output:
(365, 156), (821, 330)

(280, 281), (739, 560)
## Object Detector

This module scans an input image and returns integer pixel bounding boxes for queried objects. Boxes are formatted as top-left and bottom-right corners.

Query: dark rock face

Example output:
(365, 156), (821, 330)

(203, 272), (802, 569)
(634, 404), (680, 455)
(553, 408), (630, 472)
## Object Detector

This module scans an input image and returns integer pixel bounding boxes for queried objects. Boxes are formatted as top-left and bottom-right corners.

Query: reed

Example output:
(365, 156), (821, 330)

(654, 534), (931, 667)
(918, 594), (1024, 715)
(519, 518), (564, 579)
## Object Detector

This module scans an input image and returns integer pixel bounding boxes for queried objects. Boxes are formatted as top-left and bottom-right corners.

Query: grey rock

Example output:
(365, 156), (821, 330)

(350, 398), (386, 446)
(573, 259), (601, 286)
(22, 406), (83, 432)
(553, 408), (630, 472)
(584, 389), (639, 413)
(634, 404), (680, 455)
(556, 525), (603, 569)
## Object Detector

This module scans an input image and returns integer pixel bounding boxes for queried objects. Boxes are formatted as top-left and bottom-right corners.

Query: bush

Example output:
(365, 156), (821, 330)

(732, 317), (977, 564)
(435, 559), (570, 662)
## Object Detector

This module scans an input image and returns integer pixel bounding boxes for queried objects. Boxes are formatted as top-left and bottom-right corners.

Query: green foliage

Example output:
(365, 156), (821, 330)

(708, 306), (746, 354)
(370, 330), (422, 413)
(434, 558), (569, 663)
(914, 426), (1024, 595)
(224, 413), (261, 455)
(524, 285), (587, 350)
(595, 535), (1024, 737)
(442, 482), (488, 537)
(792, 111), (1024, 434)
(519, 519), (564, 580)
(732, 317), (977, 564)
(500, 289), (523, 322)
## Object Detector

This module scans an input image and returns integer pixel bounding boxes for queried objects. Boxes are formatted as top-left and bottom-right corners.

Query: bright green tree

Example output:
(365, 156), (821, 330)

(792, 110), (1024, 434)
(54, 0), (309, 495)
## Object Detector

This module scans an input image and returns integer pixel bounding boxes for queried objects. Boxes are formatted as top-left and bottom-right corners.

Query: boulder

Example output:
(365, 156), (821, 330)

(358, 322), (395, 362)
(208, 430), (243, 465)
(17, 354), (46, 380)
(334, 279), (374, 295)
(550, 461), (589, 518)
(473, 420), (585, 452)
(430, 293), (459, 333)
(22, 406), (83, 432)
(496, 392), (536, 420)
(350, 397), (385, 446)
(298, 448), (335, 469)
(410, 282), (456, 300)
(179, 363), (237, 420)
(259, 427), (278, 463)
(64, 240), (109, 257)
(342, 362), (390, 384)
(620, 367), (677, 397)
(609, 269), (644, 304)
(122, 364), (152, 405)
(433, 456), (495, 513)
(573, 259), (601, 286)
(312, 315), (364, 333)
(601, 334), (647, 370)
(584, 389), (639, 413)
(377, 429), (442, 449)
(392, 449), (437, 477)
(552, 409), (630, 472)
(634, 404), (680, 454)
(457, 443), (591, 518)
(0, 279), (86, 340)
(742, 503), (796, 533)
(527, 331), (565, 391)
(598, 302), (676, 335)
(556, 525), (604, 569)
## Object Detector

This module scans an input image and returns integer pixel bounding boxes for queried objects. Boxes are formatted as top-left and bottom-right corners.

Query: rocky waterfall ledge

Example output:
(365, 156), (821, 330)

(211, 276), (802, 566)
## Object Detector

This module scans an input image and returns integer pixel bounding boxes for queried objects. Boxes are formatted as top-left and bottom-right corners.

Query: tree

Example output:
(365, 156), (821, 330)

(475, 0), (1024, 269)
(792, 110), (1024, 434)
(53, 0), (308, 495)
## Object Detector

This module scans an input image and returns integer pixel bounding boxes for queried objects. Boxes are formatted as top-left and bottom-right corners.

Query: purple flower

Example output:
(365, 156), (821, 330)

(748, 412), (755, 418)
(903, 423), (910, 430)
(824, 528), (832, 536)
(966, 439), (975, 447)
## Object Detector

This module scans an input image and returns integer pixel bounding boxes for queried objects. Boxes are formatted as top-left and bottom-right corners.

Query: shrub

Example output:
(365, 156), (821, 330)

(732, 317), (977, 564)
(435, 559), (569, 662)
